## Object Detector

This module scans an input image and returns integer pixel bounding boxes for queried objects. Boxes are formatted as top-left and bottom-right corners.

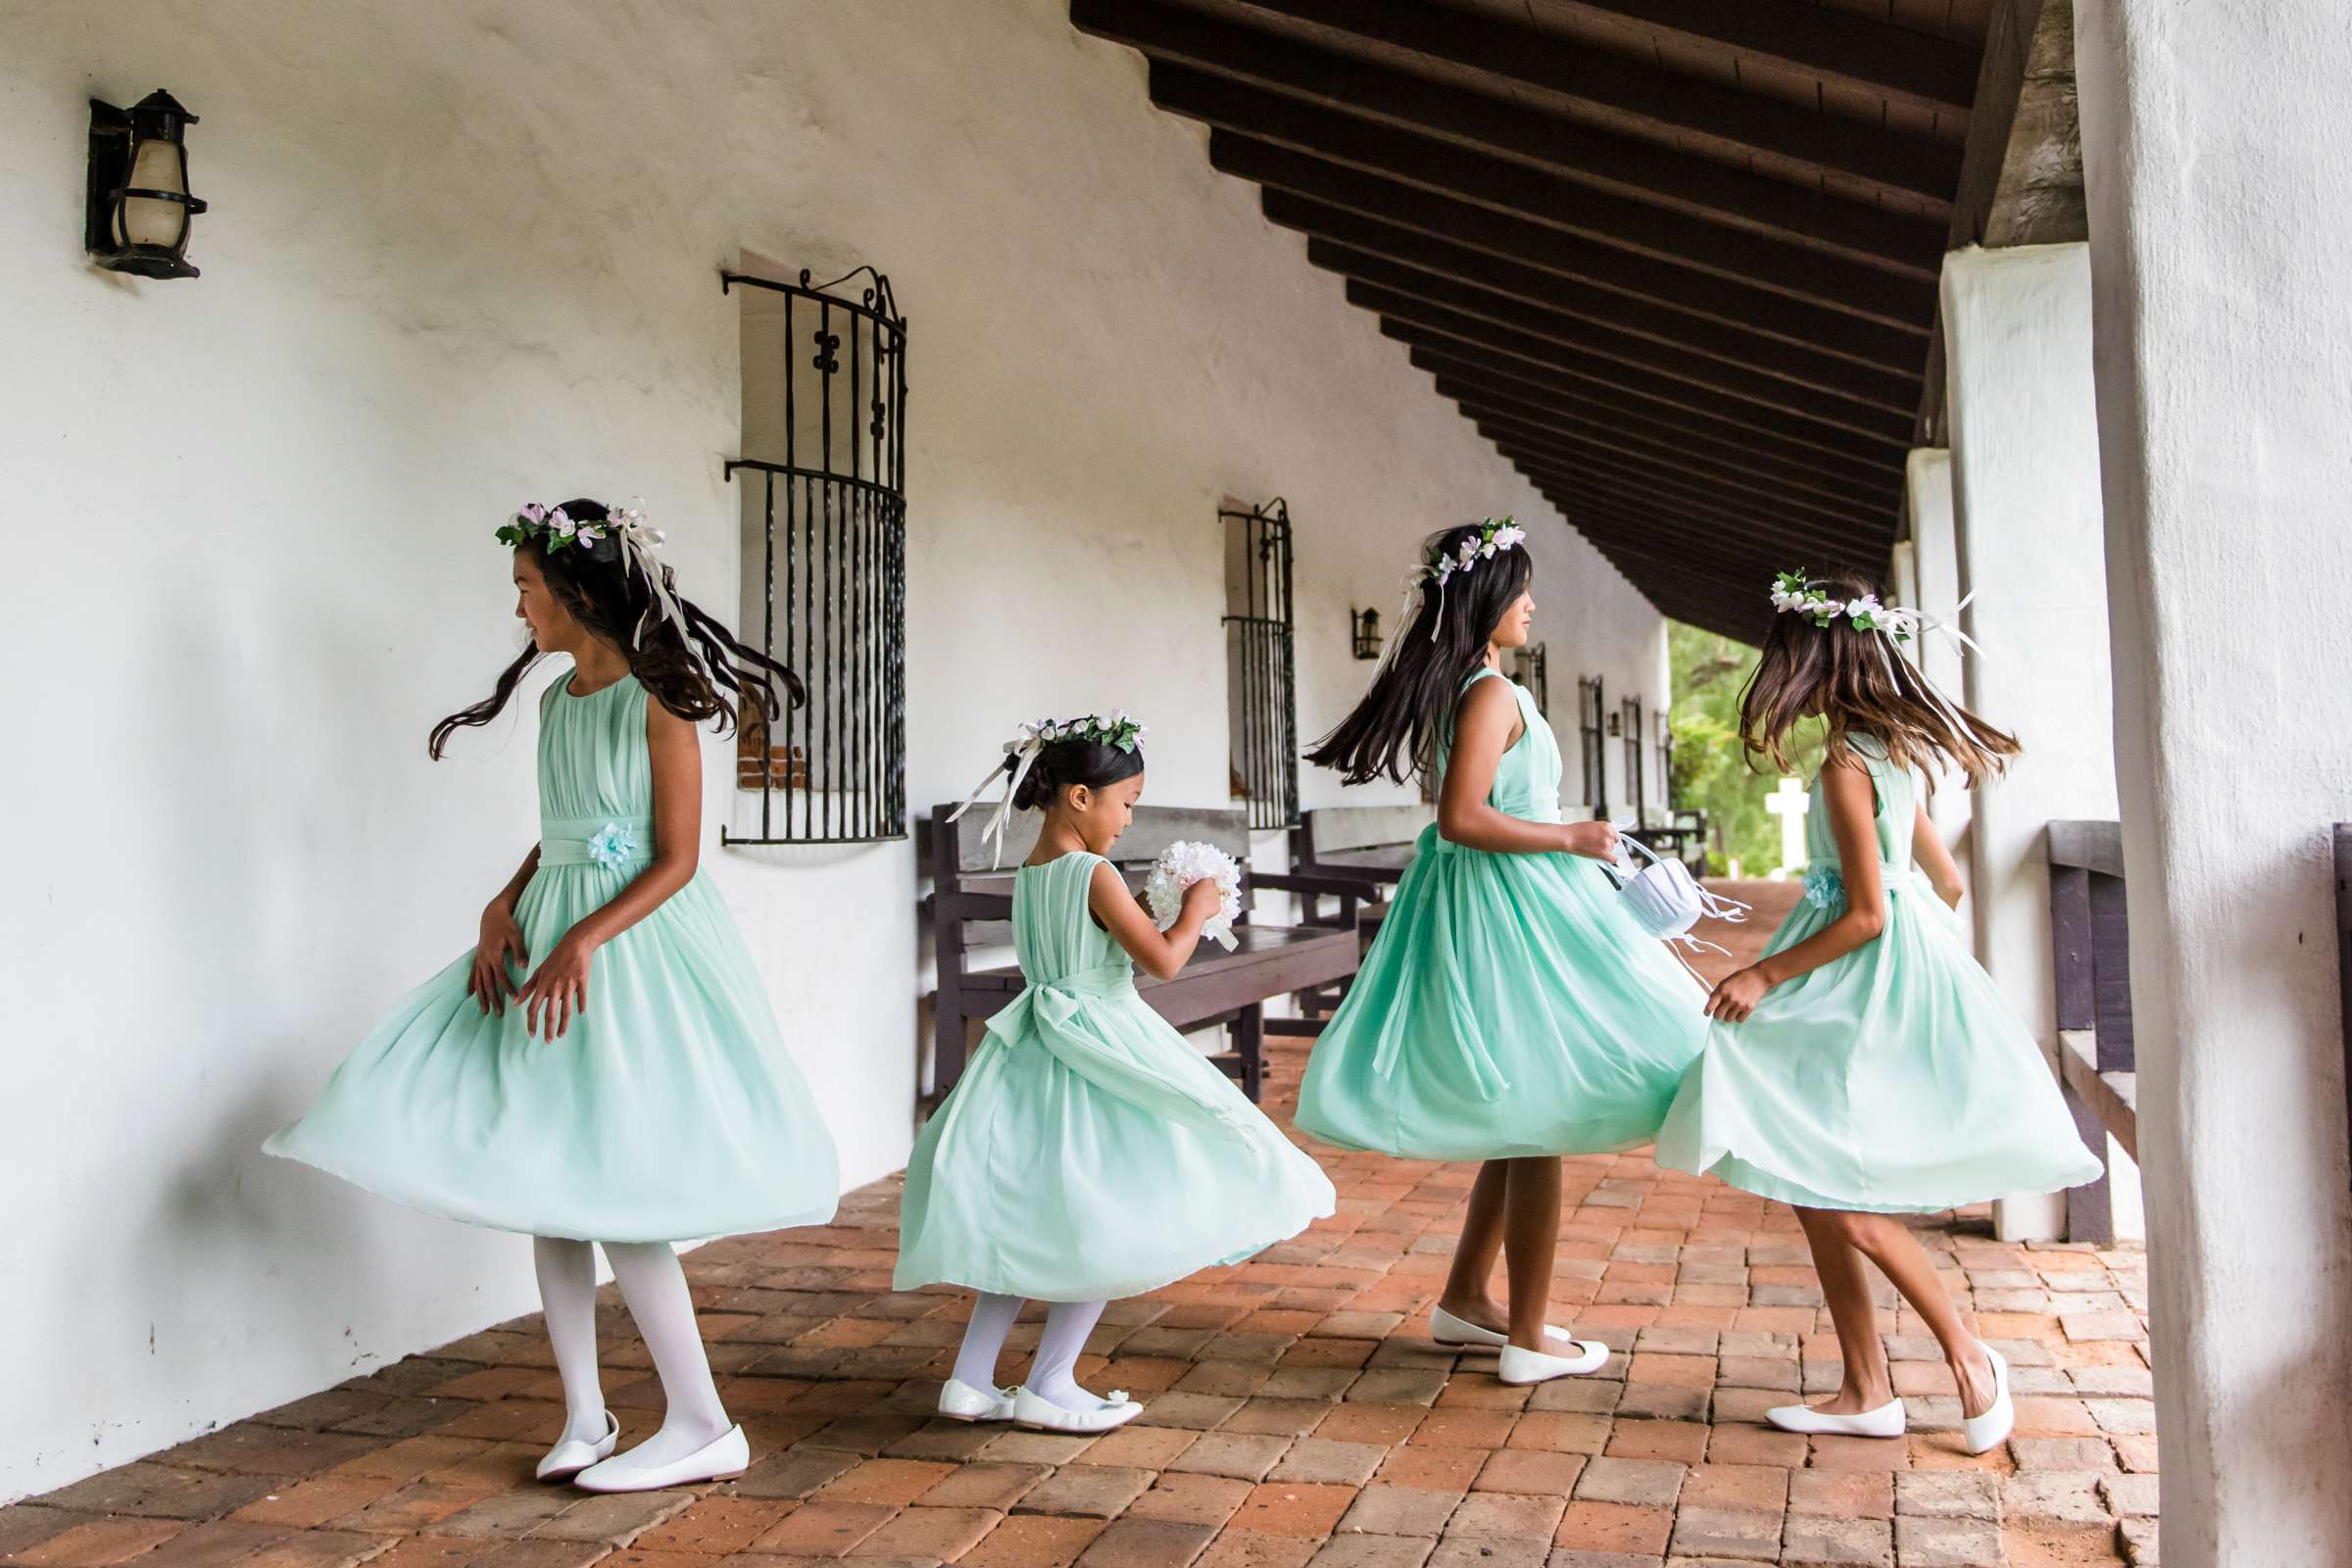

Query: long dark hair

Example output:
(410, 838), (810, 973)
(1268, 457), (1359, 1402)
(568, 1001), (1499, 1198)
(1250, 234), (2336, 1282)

(1010, 738), (1146, 811)
(1741, 566), (2018, 790)
(429, 497), (806, 759)
(1306, 523), (1534, 787)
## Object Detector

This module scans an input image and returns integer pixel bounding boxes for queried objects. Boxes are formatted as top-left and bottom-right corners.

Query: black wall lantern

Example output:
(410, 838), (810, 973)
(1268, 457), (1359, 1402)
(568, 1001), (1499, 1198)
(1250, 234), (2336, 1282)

(87, 89), (207, 279)
(1349, 607), (1383, 662)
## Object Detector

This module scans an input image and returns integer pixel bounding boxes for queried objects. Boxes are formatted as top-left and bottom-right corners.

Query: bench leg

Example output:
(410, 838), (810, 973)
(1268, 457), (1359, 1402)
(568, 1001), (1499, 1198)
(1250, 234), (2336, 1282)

(2061, 1076), (2115, 1246)
(1235, 1005), (1264, 1103)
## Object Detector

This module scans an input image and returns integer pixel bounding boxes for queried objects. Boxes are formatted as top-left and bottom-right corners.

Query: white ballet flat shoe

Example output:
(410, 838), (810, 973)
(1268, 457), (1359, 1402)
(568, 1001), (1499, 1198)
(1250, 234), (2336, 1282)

(571, 1423), (748, 1493)
(1961, 1343), (2014, 1455)
(534, 1410), (619, 1482)
(939, 1377), (1019, 1423)
(1011, 1385), (1144, 1434)
(1764, 1397), (1907, 1439)
(1497, 1339), (1611, 1385)
(1430, 1304), (1583, 1353)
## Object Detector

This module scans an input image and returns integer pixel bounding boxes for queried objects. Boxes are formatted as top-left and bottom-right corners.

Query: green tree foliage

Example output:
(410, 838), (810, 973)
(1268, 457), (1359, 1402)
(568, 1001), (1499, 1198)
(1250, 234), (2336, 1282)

(1668, 623), (1822, 875)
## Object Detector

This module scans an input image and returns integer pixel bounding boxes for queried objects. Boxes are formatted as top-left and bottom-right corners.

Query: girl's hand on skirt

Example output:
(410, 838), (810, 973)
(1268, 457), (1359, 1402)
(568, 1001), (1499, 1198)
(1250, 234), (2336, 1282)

(518, 933), (597, 1041)
(1704, 965), (1772, 1023)
(469, 906), (528, 1015)
(1558, 820), (1621, 860)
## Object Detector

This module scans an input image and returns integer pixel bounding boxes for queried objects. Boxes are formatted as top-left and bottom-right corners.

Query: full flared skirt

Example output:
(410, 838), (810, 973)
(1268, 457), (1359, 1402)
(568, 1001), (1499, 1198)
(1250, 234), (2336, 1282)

(1296, 837), (1711, 1160)
(1654, 889), (2103, 1212)
(265, 862), (841, 1242)
(896, 994), (1336, 1301)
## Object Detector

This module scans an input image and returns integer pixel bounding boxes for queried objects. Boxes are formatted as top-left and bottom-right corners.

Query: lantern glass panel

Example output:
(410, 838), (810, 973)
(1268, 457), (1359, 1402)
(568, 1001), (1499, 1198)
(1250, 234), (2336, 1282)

(118, 137), (190, 249)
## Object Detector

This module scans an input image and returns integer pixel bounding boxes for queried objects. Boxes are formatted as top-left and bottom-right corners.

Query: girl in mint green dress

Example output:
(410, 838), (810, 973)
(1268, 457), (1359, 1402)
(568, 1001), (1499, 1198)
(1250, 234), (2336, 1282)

(897, 714), (1336, 1433)
(1654, 568), (2100, 1456)
(268, 498), (838, 1495)
(1298, 520), (1707, 1387)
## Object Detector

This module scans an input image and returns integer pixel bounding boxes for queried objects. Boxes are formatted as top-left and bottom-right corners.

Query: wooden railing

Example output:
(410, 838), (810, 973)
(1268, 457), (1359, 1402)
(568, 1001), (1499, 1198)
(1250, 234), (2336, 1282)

(2048, 820), (2136, 1244)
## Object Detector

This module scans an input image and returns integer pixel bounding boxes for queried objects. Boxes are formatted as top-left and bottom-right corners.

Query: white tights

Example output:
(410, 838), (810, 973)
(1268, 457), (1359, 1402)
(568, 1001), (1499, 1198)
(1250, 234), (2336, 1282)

(952, 1293), (1112, 1412)
(533, 1237), (732, 1465)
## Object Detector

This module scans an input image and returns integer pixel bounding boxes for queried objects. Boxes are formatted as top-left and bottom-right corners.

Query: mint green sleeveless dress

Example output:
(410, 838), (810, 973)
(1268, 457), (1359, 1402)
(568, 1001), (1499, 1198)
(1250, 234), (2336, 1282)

(896, 852), (1336, 1301)
(1654, 736), (2102, 1211)
(266, 672), (841, 1243)
(1296, 668), (1708, 1159)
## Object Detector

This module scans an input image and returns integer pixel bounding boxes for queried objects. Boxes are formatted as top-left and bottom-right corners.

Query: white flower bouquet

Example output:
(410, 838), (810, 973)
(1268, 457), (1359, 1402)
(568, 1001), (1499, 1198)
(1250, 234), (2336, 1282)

(1144, 840), (1244, 952)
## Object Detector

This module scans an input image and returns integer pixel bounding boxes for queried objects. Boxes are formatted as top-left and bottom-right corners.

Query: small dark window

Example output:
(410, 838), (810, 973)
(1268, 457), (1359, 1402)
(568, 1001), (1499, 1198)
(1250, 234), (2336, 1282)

(1513, 642), (1549, 718)
(1222, 499), (1298, 831)
(1577, 675), (1607, 818)
(1621, 695), (1646, 827)
(724, 265), (907, 845)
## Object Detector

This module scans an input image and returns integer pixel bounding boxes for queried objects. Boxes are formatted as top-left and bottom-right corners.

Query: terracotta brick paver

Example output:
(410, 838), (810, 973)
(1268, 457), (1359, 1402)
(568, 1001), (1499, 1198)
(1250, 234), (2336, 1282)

(1, 885), (2154, 1567)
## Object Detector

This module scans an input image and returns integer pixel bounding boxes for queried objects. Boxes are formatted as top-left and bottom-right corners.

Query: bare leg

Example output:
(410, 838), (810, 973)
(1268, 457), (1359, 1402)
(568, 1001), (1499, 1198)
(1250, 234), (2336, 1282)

(1793, 1207), (1895, 1413)
(1025, 1299), (1111, 1412)
(1830, 1211), (1996, 1417)
(603, 1241), (733, 1466)
(1437, 1160), (1511, 1332)
(532, 1238), (610, 1446)
(1500, 1155), (1563, 1351)
(953, 1293), (1024, 1391)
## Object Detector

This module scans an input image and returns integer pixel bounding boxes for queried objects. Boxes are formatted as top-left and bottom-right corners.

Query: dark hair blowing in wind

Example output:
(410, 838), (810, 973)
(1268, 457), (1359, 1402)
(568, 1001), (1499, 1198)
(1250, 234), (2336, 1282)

(1306, 523), (1535, 787)
(429, 497), (806, 759)
(1741, 566), (2019, 791)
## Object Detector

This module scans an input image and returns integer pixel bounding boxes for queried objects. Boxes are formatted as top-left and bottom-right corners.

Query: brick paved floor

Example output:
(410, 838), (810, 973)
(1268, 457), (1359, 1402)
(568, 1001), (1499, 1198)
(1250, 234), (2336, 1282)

(2, 882), (2156, 1568)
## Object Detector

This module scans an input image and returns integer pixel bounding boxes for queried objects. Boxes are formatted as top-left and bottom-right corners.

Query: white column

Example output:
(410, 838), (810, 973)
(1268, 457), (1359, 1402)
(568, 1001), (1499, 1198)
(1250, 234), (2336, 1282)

(1940, 244), (2119, 1242)
(2078, 4), (2352, 1562)
(1902, 449), (1974, 875)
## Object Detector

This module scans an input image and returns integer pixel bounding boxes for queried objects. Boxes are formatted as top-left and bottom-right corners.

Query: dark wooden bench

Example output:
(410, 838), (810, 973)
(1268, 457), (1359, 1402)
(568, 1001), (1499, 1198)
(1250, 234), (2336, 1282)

(1628, 809), (1709, 876)
(1283, 805), (1436, 1018)
(2047, 819), (2137, 1244)
(927, 804), (1363, 1104)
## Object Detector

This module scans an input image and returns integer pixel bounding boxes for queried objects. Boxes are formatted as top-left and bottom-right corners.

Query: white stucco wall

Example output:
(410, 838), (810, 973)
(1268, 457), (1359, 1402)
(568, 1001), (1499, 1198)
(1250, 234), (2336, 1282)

(1939, 243), (2120, 1242)
(2076, 3), (2352, 1562)
(0, 0), (1665, 1499)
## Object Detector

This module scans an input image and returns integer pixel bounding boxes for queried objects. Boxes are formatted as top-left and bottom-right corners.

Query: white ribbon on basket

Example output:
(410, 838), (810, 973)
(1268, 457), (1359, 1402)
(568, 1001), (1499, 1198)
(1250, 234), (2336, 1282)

(1605, 819), (1749, 989)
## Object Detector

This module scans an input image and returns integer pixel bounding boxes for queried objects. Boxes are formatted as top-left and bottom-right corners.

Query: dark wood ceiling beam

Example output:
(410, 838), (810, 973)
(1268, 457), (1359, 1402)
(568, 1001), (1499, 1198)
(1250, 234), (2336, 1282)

(1533, 508), (1769, 609)
(1170, 81), (1938, 327)
(1468, 407), (1887, 534)
(1434, 373), (1894, 518)
(1309, 240), (1913, 419)
(1069, 0), (1946, 271)
(1220, 0), (1964, 204)
(1240, 159), (1928, 375)
(1527, 455), (1892, 554)
(1416, 349), (1902, 505)
(1507, 452), (1861, 557)
(1366, 298), (1915, 461)
(1287, 209), (1922, 405)
(1526, 0), (1982, 116)
(1543, 477), (1894, 571)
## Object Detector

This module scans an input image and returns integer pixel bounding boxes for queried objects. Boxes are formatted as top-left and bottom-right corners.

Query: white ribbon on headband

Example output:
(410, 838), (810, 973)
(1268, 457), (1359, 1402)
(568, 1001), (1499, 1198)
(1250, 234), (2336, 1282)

(606, 500), (688, 649)
(947, 721), (1049, 868)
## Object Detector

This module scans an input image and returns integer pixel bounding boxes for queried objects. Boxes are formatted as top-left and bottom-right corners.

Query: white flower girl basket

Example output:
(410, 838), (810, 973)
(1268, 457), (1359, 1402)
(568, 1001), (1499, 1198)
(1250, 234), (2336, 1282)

(1608, 823), (1748, 957)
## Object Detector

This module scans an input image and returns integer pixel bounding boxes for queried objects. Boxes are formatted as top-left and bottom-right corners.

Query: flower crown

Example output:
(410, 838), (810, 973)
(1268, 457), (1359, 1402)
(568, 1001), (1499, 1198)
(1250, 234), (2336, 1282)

(495, 496), (687, 647)
(1421, 516), (1528, 586)
(1770, 570), (1913, 641)
(1021, 710), (1147, 754)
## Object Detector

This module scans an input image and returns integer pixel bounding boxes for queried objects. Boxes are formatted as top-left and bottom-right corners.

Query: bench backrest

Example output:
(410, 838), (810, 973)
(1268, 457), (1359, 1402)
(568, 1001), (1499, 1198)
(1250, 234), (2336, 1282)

(1297, 803), (1433, 858)
(934, 802), (1252, 884)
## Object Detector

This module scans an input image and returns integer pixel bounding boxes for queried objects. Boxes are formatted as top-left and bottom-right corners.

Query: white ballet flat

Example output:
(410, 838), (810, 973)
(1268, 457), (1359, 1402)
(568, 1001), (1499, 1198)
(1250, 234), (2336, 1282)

(1764, 1397), (1906, 1439)
(1497, 1339), (1611, 1385)
(939, 1377), (1018, 1423)
(1011, 1385), (1144, 1434)
(1430, 1304), (1583, 1353)
(571, 1424), (748, 1493)
(1961, 1342), (2014, 1455)
(534, 1410), (619, 1482)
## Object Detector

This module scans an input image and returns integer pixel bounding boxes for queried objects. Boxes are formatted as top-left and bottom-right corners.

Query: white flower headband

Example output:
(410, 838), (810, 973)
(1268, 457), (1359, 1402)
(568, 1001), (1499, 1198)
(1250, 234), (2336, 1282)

(948, 710), (1150, 867)
(1769, 568), (1985, 732)
(497, 496), (687, 648)
(1410, 516), (1528, 643)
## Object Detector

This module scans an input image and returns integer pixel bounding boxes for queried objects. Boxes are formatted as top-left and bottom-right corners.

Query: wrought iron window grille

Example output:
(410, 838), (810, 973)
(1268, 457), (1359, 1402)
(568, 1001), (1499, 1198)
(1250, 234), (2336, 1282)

(721, 265), (907, 846)
(1513, 642), (1549, 717)
(1222, 498), (1300, 832)
(1621, 694), (1646, 828)
(1577, 674), (1607, 819)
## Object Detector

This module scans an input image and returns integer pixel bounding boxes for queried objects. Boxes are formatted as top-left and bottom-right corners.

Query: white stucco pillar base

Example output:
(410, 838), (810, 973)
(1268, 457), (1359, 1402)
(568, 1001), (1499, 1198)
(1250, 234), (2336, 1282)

(2078, 3), (2352, 1562)
(1940, 245), (2119, 1244)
